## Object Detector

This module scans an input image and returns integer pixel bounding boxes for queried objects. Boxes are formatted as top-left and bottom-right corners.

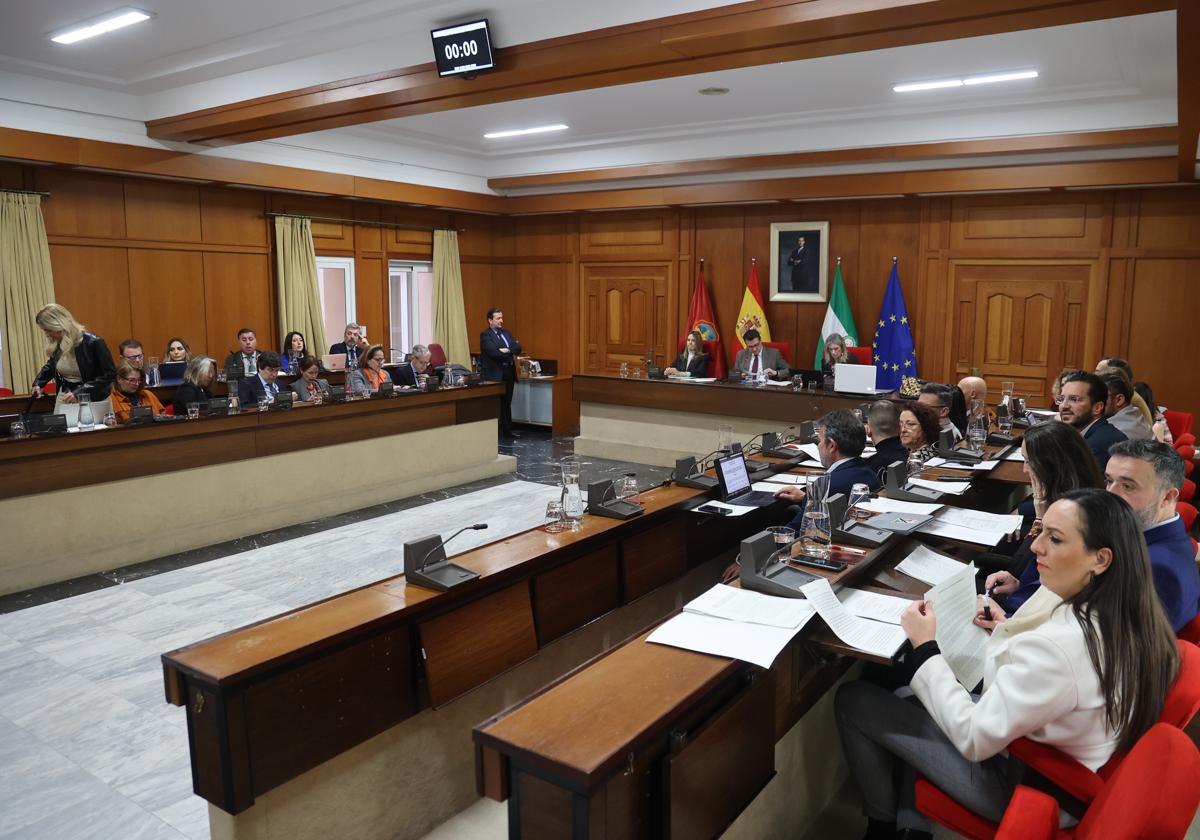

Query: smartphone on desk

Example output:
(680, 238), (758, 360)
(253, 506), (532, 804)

(788, 555), (847, 572)
(696, 504), (731, 515)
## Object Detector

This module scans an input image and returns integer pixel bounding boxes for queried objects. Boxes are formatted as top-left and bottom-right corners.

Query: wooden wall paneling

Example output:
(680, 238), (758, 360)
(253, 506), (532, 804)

(352, 204), (382, 254)
(128, 249), (207, 358)
(579, 209), (676, 257)
(48, 245), (132, 346)
(562, 215), (582, 375)
(381, 206), (447, 255)
(455, 213), (495, 259)
(35, 170), (126, 239)
(581, 267), (604, 372)
(512, 262), (567, 365)
(532, 544), (621, 645)
(270, 195), (354, 252)
(203, 252), (275, 359)
(124, 180), (202, 242)
(354, 255), (388, 351)
(0, 162), (24, 189)
(579, 262), (671, 370)
(948, 194), (1106, 250)
(460, 261), (495, 353)
(693, 209), (745, 367)
(510, 213), (571, 257)
(676, 208), (696, 341)
(1133, 189), (1200, 248)
(1125, 258), (1200, 416)
(200, 187), (268, 248)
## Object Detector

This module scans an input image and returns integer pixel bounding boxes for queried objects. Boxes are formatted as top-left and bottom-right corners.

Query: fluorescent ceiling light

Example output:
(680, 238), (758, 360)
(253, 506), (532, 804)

(51, 8), (152, 44)
(894, 69), (1037, 93)
(484, 124), (568, 139)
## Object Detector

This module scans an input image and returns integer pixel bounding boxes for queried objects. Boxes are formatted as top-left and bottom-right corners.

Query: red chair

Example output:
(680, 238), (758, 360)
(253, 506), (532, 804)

(916, 640), (1200, 839)
(428, 343), (447, 369)
(846, 346), (873, 365)
(1178, 501), (1197, 532)
(763, 340), (792, 368)
(675, 337), (716, 357)
(994, 724), (1200, 840)
(1164, 409), (1194, 440)
(1177, 444), (1196, 463)
(0, 388), (12, 397)
(1181, 478), (1196, 504)
(1175, 433), (1196, 449)
(1180, 615), (1200, 647)
(163, 404), (174, 417)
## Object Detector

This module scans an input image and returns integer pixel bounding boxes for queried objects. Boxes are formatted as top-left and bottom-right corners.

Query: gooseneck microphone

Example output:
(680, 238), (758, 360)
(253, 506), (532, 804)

(418, 523), (488, 572)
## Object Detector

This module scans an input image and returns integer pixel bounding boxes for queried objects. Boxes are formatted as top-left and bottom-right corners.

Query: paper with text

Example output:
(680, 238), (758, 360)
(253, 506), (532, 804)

(861, 498), (943, 515)
(909, 477), (972, 495)
(925, 564), (989, 689)
(646, 611), (810, 669)
(839, 589), (912, 625)
(801, 578), (907, 658)
(895, 544), (966, 586)
(685, 584), (814, 629)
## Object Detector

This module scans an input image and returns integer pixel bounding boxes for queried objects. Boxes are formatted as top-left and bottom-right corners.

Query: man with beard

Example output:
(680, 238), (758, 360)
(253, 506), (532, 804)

(1058, 371), (1126, 471)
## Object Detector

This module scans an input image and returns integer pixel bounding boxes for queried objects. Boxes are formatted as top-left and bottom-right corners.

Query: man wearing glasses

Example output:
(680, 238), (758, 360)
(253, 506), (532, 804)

(1058, 371), (1127, 471)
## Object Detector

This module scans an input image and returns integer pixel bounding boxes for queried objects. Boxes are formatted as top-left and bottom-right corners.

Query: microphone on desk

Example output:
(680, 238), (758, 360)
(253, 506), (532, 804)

(403, 524), (486, 592)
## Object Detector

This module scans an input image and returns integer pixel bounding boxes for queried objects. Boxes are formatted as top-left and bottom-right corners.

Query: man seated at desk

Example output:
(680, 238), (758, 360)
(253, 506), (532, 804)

(223, 327), (262, 381)
(237, 352), (283, 406)
(393, 344), (432, 388)
(732, 328), (789, 381)
(864, 400), (908, 479)
(775, 409), (882, 529)
(329, 322), (369, 369)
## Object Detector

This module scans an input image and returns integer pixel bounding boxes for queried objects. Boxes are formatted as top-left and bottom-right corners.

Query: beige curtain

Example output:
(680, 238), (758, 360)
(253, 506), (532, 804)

(0, 193), (56, 392)
(432, 229), (471, 366)
(274, 216), (327, 357)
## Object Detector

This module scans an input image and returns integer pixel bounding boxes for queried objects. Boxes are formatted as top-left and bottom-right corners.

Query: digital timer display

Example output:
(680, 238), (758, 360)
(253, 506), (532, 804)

(431, 19), (495, 78)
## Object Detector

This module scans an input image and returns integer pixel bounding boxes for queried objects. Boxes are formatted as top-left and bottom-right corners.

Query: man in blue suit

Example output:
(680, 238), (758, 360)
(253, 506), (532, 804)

(479, 307), (522, 437)
(237, 352), (283, 406)
(1105, 439), (1199, 633)
(776, 409), (882, 530)
(1059, 371), (1126, 472)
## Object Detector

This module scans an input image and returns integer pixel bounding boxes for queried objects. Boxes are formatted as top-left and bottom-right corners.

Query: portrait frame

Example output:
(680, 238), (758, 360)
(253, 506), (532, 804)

(769, 221), (829, 303)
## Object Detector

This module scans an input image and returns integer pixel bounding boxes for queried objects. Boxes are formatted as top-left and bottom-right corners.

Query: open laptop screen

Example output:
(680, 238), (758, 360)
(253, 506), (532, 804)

(715, 454), (752, 499)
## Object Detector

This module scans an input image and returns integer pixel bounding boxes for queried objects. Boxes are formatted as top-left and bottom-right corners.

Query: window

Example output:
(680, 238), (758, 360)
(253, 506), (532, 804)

(389, 261), (433, 358)
(315, 256), (356, 348)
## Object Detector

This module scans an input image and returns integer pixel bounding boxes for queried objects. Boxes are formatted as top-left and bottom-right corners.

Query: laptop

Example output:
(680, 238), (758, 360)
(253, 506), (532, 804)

(714, 453), (780, 507)
(833, 363), (887, 395)
(155, 361), (187, 384)
(321, 353), (347, 372)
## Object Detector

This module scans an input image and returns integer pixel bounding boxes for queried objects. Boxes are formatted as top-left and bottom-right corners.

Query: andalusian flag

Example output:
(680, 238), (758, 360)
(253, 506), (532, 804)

(734, 261), (771, 348)
(814, 258), (859, 367)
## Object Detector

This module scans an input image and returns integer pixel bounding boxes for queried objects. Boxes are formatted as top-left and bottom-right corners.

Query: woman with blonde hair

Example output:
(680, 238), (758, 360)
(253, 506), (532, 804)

(821, 332), (848, 373)
(32, 303), (116, 423)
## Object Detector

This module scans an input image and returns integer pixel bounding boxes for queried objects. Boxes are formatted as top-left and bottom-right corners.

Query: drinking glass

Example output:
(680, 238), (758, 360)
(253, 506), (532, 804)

(1000, 380), (1015, 408)
(717, 424), (734, 452)
(187, 402), (200, 420)
(767, 526), (795, 551)
(216, 368), (228, 383)
(9, 420), (26, 439)
(313, 389), (324, 405)
(906, 452), (925, 481)
(227, 395), (240, 414)
(997, 412), (1014, 434)
(619, 362), (630, 379)
(617, 473), (638, 500)
(258, 397), (271, 412)
(853, 409), (864, 424)
(102, 412), (117, 428)
(847, 483), (872, 524)
(967, 416), (987, 450)
(544, 501), (566, 533)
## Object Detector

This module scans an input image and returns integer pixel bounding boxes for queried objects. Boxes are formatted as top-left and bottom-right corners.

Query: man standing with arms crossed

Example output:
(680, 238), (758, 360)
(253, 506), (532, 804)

(480, 308), (522, 438)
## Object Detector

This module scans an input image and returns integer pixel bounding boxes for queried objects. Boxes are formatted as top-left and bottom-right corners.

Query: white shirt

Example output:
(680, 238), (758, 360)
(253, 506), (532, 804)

(910, 586), (1117, 770)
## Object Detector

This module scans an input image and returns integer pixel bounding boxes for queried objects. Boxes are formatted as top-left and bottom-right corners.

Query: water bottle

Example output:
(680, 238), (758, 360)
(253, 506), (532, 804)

(77, 393), (95, 430)
(561, 459), (584, 527)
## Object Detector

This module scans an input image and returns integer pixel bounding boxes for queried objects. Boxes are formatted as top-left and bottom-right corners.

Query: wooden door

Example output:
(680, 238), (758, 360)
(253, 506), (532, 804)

(950, 262), (1094, 400)
(581, 263), (670, 372)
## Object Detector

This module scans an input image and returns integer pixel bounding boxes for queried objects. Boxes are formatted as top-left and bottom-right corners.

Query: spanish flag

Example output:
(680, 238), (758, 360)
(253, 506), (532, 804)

(734, 260), (771, 348)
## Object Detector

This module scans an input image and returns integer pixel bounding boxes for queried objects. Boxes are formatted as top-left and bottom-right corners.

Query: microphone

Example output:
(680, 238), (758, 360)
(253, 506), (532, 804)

(418, 523), (488, 573)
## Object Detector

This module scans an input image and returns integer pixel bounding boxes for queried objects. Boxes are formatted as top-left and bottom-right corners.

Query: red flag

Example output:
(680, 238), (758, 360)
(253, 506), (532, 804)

(684, 262), (727, 379)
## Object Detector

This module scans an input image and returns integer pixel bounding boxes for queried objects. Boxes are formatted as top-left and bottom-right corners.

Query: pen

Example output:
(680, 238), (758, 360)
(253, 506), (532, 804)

(982, 586), (994, 621)
(830, 544), (869, 556)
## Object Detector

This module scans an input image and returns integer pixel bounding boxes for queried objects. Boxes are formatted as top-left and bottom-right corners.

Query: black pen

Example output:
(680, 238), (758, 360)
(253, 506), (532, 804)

(982, 586), (994, 621)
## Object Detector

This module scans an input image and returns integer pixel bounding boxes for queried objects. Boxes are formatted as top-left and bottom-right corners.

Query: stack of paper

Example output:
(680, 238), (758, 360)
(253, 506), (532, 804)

(918, 507), (1022, 546)
(647, 584), (815, 668)
(839, 589), (912, 625)
(909, 477), (972, 495)
(924, 457), (1000, 472)
(861, 498), (942, 516)
(895, 544), (966, 585)
(924, 564), (990, 689)
(1004, 448), (1025, 462)
(801, 578), (907, 657)
(781, 442), (823, 461)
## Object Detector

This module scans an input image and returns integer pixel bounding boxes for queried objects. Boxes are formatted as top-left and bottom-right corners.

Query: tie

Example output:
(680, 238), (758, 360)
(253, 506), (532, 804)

(750, 353), (759, 375)
(497, 329), (509, 349)
(244, 354), (256, 375)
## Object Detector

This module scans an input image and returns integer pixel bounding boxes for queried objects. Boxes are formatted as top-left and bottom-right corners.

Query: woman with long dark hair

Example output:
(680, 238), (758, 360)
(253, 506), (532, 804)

(836, 488), (1179, 838)
(988, 421), (1105, 614)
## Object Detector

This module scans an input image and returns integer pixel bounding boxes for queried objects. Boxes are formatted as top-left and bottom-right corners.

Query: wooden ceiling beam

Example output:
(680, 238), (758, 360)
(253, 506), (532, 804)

(488, 127), (1178, 190)
(145, 0), (1173, 146)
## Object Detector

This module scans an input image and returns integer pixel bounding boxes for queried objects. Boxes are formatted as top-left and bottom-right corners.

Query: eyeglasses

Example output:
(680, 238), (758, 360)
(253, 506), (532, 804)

(125, 352), (144, 361)
(119, 375), (141, 384)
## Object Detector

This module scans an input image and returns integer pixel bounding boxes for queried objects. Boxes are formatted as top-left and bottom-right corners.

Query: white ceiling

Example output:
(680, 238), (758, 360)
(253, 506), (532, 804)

(0, 2), (1183, 195)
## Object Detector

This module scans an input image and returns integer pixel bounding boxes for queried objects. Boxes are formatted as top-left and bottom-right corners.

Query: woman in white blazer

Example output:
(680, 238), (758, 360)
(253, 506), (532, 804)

(836, 488), (1179, 839)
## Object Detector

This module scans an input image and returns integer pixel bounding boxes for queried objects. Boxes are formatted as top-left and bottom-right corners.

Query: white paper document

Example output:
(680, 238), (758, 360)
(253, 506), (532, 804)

(685, 584), (815, 629)
(917, 521), (1007, 546)
(801, 578), (907, 658)
(895, 544), (966, 586)
(760, 473), (812, 486)
(681, 377), (718, 383)
(839, 589), (912, 625)
(924, 564), (989, 689)
(861, 498), (943, 516)
(751, 481), (790, 494)
(917, 508), (1021, 546)
(783, 442), (823, 461)
(909, 477), (972, 495)
(646, 611), (810, 669)
(924, 458), (999, 472)
(1004, 448), (1025, 462)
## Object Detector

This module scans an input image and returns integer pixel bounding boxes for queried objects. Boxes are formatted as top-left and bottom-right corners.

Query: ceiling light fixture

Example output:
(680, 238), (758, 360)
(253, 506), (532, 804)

(50, 7), (153, 44)
(894, 69), (1037, 93)
(483, 124), (568, 139)
(698, 87), (730, 96)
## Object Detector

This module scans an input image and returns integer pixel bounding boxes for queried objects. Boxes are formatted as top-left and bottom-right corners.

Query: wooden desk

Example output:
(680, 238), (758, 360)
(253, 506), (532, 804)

(572, 375), (879, 467)
(160, 482), (771, 817)
(0, 386), (512, 594)
(513, 374), (579, 435)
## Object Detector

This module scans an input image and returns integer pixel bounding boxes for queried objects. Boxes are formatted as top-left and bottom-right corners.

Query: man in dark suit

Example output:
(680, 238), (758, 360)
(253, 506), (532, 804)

(732, 329), (790, 380)
(237, 352), (283, 406)
(393, 345), (432, 389)
(479, 308), (522, 437)
(864, 400), (908, 478)
(1059, 371), (1126, 471)
(785, 235), (817, 293)
(223, 328), (262, 381)
(775, 409), (882, 530)
(328, 323), (369, 368)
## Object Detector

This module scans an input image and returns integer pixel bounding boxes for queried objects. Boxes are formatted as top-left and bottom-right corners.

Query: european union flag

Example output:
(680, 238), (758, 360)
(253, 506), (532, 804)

(872, 261), (917, 391)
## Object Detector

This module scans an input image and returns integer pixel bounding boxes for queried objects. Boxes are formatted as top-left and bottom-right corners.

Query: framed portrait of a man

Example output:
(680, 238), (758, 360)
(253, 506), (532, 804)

(769, 221), (829, 303)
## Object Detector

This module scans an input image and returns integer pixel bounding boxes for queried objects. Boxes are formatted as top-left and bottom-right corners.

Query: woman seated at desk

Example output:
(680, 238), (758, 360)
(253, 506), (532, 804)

(898, 401), (941, 463)
(110, 361), (164, 422)
(280, 331), (307, 374)
(820, 332), (848, 373)
(290, 355), (331, 402)
(348, 344), (391, 393)
(836, 488), (1179, 838)
(664, 330), (709, 378)
(173, 356), (216, 414)
(164, 337), (192, 364)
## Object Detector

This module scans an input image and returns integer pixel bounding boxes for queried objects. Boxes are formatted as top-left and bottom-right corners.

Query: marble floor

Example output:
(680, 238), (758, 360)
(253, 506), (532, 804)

(0, 430), (672, 840)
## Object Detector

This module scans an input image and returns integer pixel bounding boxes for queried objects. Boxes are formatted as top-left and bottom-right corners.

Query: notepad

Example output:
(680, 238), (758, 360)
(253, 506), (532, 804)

(646, 609), (813, 669)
